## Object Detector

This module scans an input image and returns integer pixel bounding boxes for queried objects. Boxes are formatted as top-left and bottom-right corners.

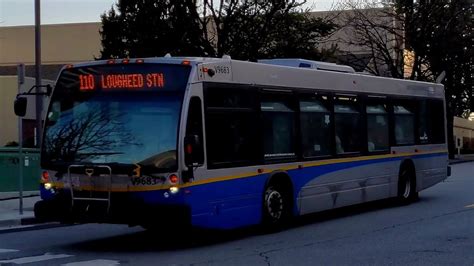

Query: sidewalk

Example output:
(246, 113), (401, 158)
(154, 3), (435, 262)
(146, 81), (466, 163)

(449, 154), (474, 165)
(0, 195), (40, 230)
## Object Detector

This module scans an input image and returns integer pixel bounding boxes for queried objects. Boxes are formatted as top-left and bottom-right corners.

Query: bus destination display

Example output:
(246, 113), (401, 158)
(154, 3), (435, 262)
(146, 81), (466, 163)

(79, 73), (165, 91)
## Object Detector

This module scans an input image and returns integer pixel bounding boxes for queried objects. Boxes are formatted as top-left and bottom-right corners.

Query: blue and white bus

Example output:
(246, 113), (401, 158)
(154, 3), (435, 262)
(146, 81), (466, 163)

(18, 56), (449, 230)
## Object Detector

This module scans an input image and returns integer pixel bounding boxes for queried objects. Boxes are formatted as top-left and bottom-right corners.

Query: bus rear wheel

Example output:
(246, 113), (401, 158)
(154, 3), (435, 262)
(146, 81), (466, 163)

(262, 184), (290, 230)
(397, 167), (418, 205)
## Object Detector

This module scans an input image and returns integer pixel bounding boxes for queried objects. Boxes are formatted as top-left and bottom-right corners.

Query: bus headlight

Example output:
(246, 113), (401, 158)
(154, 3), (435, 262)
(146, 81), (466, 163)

(44, 182), (53, 190)
(169, 186), (179, 194)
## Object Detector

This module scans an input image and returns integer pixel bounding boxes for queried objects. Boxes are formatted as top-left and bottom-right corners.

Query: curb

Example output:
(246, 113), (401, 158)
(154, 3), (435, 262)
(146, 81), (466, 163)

(0, 222), (70, 234)
(0, 215), (71, 234)
(449, 159), (474, 165)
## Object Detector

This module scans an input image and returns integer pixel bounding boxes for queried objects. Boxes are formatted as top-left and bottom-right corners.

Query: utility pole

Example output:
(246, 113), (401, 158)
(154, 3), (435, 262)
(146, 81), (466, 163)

(35, 0), (42, 148)
(17, 64), (25, 215)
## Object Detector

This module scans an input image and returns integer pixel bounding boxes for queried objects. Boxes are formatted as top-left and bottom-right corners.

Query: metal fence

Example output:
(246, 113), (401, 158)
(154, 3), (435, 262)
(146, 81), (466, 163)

(0, 148), (40, 193)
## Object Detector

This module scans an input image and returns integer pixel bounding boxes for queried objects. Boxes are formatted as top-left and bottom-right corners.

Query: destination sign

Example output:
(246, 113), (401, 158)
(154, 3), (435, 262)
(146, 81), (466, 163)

(56, 63), (191, 93)
(79, 73), (165, 91)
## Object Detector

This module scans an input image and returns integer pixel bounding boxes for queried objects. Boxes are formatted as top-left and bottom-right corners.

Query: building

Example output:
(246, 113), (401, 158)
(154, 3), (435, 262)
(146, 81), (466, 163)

(0, 17), (471, 148)
(453, 117), (474, 152)
(0, 22), (102, 146)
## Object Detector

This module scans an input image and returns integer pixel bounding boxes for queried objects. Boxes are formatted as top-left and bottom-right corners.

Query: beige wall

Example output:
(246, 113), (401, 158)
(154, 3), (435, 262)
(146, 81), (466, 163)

(453, 117), (474, 150)
(0, 22), (102, 66)
(0, 76), (19, 145)
(0, 76), (52, 146)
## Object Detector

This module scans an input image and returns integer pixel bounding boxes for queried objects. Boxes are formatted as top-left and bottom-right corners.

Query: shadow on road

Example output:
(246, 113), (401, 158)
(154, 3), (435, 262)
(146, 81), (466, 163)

(66, 196), (437, 252)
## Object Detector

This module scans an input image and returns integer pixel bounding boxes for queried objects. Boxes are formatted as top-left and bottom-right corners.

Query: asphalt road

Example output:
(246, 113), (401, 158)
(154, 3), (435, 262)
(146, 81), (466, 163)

(0, 162), (473, 266)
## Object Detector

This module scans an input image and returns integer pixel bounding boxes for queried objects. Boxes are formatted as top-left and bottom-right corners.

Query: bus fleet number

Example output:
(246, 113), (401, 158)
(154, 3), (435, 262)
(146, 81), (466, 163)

(131, 176), (161, 186)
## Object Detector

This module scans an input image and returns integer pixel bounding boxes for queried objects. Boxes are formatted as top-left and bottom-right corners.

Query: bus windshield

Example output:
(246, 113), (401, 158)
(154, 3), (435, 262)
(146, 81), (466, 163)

(42, 63), (191, 173)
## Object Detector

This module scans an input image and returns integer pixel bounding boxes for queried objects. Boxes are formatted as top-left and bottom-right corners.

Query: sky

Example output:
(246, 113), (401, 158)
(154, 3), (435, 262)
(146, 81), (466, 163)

(0, 0), (340, 27)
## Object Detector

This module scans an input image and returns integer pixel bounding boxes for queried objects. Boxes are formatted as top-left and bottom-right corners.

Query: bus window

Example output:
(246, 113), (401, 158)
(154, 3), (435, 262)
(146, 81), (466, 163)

(185, 97), (204, 165)
(366, 104), (389, 152)
(205, 86), (259, 168)
(261, 95), (297, 160)
(299, 96), (332, 157)
(430, 100), (445, 143)
(418, 100), (432, 144)
(393, 104), (415, 145)
(334, 97), (361, 154)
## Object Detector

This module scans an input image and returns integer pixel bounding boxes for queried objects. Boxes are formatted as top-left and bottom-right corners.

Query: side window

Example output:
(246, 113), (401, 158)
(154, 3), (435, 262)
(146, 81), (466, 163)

(430, 100), (445, 143)
(334, 96), (361, 154)
(205, 86), (259, 167)
(418, 100), (432, 144)
(261, 94), (297, 160)
(186, 97), (204, 164)
(299, 95), (332, 157)
(393, 104), (415, 145)
(366, 103), (389, 152)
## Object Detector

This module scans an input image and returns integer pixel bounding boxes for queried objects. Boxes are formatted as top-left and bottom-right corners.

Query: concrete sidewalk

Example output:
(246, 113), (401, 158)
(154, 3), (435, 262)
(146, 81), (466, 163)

(0, 196), (39, 229)
(449, 154), (474, 165)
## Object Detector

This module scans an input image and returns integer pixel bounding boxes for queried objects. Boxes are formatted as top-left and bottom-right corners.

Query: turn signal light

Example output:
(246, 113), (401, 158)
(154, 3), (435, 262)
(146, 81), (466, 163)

(122, 59), (130, 64)
(107, 59), (116, 64)
(169, 174), (179, 184)
(136, 59), (144, 64)
(41, 171), (50, 183)
(181, 60), (191, 65)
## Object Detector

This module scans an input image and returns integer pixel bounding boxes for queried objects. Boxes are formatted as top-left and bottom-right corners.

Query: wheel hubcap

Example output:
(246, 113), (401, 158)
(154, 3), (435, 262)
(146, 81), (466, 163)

(403, 178), (411, 198)
(266, 190), (283, 220)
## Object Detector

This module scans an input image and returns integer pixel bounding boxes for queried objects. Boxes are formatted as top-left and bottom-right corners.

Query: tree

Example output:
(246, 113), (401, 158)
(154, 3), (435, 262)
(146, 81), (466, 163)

(337, 0), (472, 157)
(99, 0), (213, 58)
(99, 0), (337, 61)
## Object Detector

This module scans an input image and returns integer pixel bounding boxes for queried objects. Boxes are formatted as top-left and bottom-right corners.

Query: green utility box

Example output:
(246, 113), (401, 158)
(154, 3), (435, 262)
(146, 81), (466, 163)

(0, 148), (41, 192)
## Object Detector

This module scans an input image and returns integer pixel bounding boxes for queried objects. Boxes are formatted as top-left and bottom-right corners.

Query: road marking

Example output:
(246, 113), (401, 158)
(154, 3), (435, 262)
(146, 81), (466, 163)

(465, 204), (474, 208)
(0, 248), (19, 253)
(0, 253), (73, 264)
(63, 259), (120, 266)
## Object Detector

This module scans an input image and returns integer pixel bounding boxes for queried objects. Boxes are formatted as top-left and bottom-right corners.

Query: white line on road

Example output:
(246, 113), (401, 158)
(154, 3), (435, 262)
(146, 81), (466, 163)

(465, 204), (474, 208)
(62, 259), (120, 266)
(0, 253), (73, 264)
(0, 248), (19, 253)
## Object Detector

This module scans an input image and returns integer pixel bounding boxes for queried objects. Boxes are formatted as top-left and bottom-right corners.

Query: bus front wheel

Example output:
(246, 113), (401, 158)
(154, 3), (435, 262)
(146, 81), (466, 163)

(397, 166), (418, 205)
(262, 183), (290, 230)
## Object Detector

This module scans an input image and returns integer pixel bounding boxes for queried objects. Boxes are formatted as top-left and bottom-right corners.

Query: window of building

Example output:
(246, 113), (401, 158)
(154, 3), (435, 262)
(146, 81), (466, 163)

(366, 104), (389, 152)
(334, 97), (361, 154)
(394, 104), (415, 145)
(299, 95), (332, 157)
(261, 94), (297, 160)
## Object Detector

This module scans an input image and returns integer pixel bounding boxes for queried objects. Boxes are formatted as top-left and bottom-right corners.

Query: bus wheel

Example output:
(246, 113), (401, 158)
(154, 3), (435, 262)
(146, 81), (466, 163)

(397, 166), (418, 205)
(262, 184), (290, 230)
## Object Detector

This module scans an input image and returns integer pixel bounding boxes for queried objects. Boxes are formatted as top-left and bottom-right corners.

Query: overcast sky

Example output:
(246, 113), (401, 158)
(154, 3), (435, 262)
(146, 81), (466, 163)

(0, 0), (340, 27)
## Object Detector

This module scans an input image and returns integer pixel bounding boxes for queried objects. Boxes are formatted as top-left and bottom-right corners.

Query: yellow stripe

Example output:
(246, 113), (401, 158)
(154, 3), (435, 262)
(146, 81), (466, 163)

(181, 149), (447, 188)
(51, 149), (447, 192)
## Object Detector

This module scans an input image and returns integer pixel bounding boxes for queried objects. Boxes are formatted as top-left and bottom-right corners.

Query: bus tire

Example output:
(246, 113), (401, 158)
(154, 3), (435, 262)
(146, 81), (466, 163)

(397, 164), (418, 205)
(262, 181), (291, 231)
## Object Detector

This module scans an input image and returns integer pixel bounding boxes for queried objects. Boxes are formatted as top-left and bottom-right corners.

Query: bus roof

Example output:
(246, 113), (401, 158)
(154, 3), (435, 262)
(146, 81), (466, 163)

(64, 56), (445, 99)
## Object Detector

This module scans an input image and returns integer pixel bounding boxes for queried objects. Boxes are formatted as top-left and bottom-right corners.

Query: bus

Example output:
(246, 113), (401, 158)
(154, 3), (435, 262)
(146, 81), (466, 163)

(15, 56), (450, 230)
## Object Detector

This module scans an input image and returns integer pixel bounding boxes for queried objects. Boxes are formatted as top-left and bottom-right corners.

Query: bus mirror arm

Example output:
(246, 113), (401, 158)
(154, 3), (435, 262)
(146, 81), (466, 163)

(18, 84), (53, 97)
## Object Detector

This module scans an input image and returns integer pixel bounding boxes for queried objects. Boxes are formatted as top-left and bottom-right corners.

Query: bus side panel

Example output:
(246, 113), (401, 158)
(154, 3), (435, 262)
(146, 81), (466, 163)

(186, 173), (268, 230)
(412, 152), (449, 191)
(293, 158), (397, 215)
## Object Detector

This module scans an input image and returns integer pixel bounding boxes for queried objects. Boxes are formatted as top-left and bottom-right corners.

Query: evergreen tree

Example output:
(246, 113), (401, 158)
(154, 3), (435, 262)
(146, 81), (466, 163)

(99, 0), (337, 61)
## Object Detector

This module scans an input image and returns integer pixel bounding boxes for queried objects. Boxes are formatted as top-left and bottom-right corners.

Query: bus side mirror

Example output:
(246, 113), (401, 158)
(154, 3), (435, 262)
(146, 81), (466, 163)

(14, 97), (27, 117)
(184, 135), (204, 168)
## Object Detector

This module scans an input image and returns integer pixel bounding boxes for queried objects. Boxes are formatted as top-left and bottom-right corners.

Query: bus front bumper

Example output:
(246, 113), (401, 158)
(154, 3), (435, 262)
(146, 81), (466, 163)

(34, 192), (190, 227)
